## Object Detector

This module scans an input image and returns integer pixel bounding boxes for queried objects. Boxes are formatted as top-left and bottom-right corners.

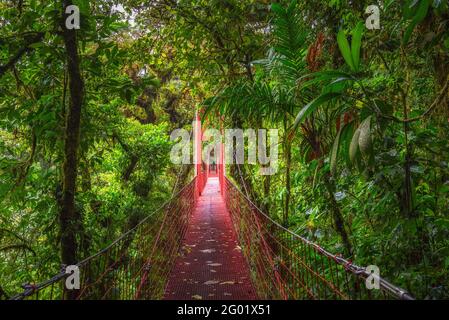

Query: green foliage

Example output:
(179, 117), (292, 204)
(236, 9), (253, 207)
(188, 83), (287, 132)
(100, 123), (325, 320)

(0, 0), (195, 297)
(293, 92), (341, 130)
(1, 0), (449, 300)
(207, 0), (449, 299)
(403, 0), (431, 45)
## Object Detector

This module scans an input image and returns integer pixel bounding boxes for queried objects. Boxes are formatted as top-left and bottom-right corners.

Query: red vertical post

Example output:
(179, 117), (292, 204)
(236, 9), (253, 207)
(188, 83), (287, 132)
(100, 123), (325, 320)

(219, 121), (225, 198)
(194, 111), (202, 198)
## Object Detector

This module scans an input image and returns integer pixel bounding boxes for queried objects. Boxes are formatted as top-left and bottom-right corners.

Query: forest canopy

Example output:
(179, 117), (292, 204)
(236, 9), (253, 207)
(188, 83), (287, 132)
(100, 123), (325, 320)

(1, 0), (449, 299)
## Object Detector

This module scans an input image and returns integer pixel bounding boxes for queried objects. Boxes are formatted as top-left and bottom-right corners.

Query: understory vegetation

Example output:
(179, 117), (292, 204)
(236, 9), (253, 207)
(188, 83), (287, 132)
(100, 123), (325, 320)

(1, 0), (448, 299)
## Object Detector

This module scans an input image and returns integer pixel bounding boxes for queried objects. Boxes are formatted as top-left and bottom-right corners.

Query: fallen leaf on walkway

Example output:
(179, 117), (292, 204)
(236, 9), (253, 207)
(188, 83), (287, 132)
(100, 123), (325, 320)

(220, 281), (236, 285)
(200, 249), (216, 253)
(192, 295), (203, 300)
(182, 247), (192, 254)
(204, 280), (220, 285)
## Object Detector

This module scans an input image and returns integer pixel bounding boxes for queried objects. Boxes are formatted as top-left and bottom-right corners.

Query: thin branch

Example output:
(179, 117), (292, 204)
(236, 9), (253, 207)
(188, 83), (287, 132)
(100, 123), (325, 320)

(0, 32), (44, 78)
(403, 75), (449, 123)
(0, 244), (36, 256)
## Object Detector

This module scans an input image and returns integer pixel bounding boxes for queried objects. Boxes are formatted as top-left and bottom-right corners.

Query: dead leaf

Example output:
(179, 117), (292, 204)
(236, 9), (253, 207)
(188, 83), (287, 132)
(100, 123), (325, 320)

(200, 249), (216, 253)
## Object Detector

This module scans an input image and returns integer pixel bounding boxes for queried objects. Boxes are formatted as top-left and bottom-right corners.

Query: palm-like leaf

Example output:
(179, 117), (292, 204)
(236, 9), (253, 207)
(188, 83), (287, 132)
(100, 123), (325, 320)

(267, 1), (308, 86)
(205, 0), (309, 135)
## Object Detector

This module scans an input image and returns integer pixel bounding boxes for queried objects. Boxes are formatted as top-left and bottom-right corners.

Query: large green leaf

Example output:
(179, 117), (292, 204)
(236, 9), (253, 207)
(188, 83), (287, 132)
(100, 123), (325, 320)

(299, 70), (355, 89)
(74, 0), (90, 15)
(331, 125), (343, 176)
(337, 29), (356, 71)
(358, 116), (374, 165)
(403, 0), (420, 19)
(403, 0), (431, 45)
(351, 22), (364, 71)
(271, 3), (285, 15)
(292, 92), (341, 131)
(350, 127), (361, 165)
(340, 121), (355, 167)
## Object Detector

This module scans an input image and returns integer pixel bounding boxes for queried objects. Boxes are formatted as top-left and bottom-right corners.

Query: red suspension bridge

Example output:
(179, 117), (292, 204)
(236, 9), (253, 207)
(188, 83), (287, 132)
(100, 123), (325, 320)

(10, 115), (414, 301)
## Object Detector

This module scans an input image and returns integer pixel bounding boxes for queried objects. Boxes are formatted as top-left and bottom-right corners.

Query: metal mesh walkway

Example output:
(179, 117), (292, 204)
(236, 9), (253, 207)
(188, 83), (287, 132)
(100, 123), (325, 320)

(164, 177), (257, 300)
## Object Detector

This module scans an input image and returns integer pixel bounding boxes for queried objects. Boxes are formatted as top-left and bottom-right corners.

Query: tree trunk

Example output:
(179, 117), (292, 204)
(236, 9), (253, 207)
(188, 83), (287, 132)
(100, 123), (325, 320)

(262, 174), (271, 215)
(59, 0), (84, 267)
(401, 85), (415, 218)
(123, 155), (139, 181)
(324, 174), (353, 257)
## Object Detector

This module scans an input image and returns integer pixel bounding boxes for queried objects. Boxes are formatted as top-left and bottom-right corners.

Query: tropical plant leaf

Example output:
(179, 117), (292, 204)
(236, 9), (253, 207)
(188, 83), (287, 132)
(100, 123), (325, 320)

(358, 116), (372, 158)
(403, 0), (431, 45)
(403, 0), (420, 19)
(337, 28), (356, 71)
(271, 2), (283, 14)
(351, 22), (364, 71)
(350, 127), (361, 165)
(331, 125), (343, 176)
(299, 70), (354, 89)
(293, 92), (341, 131)
(270, 0), (307, 83)
(340, 121), (355, 167)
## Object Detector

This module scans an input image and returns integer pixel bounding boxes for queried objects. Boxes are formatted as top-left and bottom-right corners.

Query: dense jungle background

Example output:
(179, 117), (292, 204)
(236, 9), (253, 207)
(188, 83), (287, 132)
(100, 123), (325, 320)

(1, 0), (448, 299)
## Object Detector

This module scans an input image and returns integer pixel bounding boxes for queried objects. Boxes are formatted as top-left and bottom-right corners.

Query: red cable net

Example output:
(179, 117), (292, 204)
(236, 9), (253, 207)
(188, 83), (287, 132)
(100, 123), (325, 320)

(11, 171), (413, 300)
(11, 178), (197, 300)
(223, 177), (413, 300)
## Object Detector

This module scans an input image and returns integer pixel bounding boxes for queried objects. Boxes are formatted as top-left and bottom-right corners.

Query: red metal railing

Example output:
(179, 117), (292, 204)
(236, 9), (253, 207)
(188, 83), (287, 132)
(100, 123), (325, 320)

(10, 172), (413, 301)
(200, 165), (208, 194)
(10, 178), (197, 300)
(223, 177), (413, 300)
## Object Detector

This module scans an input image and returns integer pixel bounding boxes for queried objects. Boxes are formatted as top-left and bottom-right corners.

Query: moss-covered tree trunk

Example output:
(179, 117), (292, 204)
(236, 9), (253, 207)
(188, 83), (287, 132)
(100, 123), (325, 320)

(323, 174), (353, 257)
(59, 0), (84, 267)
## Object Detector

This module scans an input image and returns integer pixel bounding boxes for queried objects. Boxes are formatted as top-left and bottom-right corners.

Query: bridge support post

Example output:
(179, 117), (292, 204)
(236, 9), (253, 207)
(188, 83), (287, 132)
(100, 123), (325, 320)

(194, 111), (202, 199)
(219, 121), (225, 197)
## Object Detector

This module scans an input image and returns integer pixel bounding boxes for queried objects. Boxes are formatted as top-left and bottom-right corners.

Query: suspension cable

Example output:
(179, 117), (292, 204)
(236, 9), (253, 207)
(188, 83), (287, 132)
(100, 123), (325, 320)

(10, 178), (197, 300)
(224, 176), (414, 300)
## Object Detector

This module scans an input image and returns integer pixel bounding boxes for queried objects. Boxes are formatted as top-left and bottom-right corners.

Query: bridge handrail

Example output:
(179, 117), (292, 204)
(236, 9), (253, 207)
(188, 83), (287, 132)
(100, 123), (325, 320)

(224, 176), (414, 300)
(10, 177), (197, 300)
